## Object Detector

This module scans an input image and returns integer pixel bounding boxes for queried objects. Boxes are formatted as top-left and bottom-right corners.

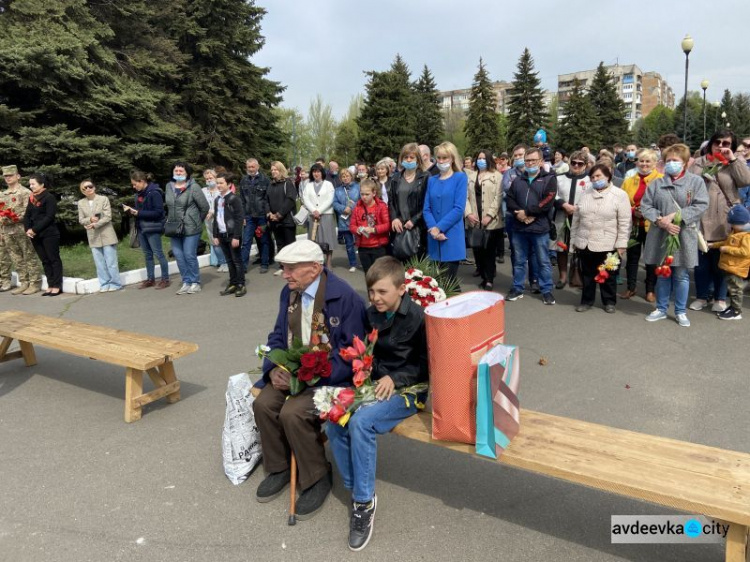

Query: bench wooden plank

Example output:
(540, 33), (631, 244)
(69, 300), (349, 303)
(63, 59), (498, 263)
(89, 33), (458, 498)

(393, 411), (750, 528)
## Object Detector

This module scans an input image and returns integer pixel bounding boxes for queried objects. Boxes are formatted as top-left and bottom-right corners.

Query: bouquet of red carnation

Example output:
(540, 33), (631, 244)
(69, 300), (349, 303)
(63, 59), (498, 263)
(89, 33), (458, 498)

(255, 337), (332, 396)
(702, 151), (729, 180)
(254, 224), (267, 238)
(0, 202), (21, 224)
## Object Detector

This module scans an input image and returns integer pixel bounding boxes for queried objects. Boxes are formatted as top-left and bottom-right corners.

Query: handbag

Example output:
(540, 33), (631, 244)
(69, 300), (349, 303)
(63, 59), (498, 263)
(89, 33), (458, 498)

(293, 206), (309, 226)
(392, 228), (420, 260)
(568, 252), (583, 288)
(139, 219), (165, 234)
(128, 218), (140, 248)
(164, 187), (191, 237)
(468, 226), (490, 249)
(476, 344), (520, 459)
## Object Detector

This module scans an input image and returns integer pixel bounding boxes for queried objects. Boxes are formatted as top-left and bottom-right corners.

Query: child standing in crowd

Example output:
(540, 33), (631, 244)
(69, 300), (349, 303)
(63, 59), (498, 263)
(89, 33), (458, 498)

(349, 179), (390, 274)
(712, 205), (750, 320)
(326, 256), (428, 552)
(212, 173), (246, 297)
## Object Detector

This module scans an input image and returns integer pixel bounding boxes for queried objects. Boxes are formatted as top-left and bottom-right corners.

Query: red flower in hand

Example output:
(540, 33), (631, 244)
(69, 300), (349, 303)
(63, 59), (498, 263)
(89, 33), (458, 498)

(352, 335), (366, 356)
(254, 226), (264, 238)
(367, 329), (378, 344)
(339, 346), (359, 362)
(328, 403), (345, 422)
(353, 370), (368, 388)
(713, 151), (729, 165)
(297, 366), (314, 382)
(337, 388), (356, 408)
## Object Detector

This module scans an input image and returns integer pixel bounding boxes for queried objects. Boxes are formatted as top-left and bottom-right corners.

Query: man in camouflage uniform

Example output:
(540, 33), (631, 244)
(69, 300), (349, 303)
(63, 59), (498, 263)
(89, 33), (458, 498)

(1, 165), (41, 294)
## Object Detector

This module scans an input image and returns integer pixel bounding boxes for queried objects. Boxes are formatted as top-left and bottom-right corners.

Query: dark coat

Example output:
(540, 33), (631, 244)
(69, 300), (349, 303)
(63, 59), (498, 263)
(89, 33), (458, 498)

(134, 183), (165, 231)
(256, 269), (367, 389)
(24, 190), (59, 238)
(212, 191), (244, 240)
(268, 178), (298, 227)
(239, 172), (271, 217)
(366, 296), (428, 388)
(388, 170), (429, 228)
(506, 168), (557, 235)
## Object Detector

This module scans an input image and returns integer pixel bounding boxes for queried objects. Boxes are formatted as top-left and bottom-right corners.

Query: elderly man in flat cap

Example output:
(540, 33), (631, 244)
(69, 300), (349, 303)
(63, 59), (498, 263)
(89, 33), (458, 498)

(1, 165), (41, 294)
(253, 239), (366, 519)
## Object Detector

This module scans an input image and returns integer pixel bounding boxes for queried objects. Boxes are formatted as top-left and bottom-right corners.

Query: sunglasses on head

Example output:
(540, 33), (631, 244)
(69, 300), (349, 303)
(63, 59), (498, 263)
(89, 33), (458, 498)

(713, 140), (732, 148)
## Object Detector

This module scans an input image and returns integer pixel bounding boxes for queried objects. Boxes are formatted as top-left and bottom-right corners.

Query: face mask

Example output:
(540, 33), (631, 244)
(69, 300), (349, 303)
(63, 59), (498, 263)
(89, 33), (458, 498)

(174, 175), (186, 182)
(207, 181), (216, 188)
(476, 159), (487, 170)
(331, 171), (338, 176)
(436, 162), (451, 172)
(525, 166), (539, 176)
(513, 158), (525, 169)
(401, 160), (417, 170)
(358, 172), (367, 178)
(665, 161), (683, 176)
(592, 179), (608, 190)
(627, 151), (636, 159)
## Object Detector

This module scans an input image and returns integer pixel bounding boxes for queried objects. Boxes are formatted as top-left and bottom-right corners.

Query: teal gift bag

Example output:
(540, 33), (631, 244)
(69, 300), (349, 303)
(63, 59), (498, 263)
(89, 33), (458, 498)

(475, 344), (520, 459)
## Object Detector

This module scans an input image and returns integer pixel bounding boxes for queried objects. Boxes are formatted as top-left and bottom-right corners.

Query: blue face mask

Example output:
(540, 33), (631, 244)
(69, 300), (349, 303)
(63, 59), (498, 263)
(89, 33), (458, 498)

(525, 166), (539, 176)
(207, 181), (216, 188)
(627, 151), (636, 159)
(513, 158), (525, 169)
(665, 161), (683, 176)
(592, 178), (608, 190)
(476, 159), (487, 170)
(401, 160), (417, 171)
(174, 175), (186, 182)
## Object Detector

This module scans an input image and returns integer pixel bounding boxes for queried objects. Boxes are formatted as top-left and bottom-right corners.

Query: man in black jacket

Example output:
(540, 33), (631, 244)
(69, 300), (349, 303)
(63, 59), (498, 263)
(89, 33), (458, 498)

(213, 173), (246, 297)
(239, 158), (272, 272)
(505, 148), (557, 304)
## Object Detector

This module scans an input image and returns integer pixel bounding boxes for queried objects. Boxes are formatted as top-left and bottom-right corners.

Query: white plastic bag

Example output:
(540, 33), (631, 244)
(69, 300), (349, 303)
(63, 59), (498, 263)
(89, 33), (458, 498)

(222, 373), (262, 485)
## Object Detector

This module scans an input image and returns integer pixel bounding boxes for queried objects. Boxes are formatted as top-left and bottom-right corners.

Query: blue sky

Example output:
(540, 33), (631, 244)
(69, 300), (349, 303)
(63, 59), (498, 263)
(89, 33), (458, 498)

(255, 1), (749, 119)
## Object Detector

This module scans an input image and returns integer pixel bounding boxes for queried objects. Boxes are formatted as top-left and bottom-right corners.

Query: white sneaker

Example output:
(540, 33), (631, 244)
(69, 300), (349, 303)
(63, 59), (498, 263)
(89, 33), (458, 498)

(175, 283), (190, 295)
(688, 299), (708, 311)
(349, 266), (357, 273)
(187, 283), (201, 294)
(218, 264), (229, 272)
(108, 286), (123, 292)
(99, 287), (109, 293)
(675, 313), (691, 327)
(645, 310), (667, 322)
(711, 300), (727, 313)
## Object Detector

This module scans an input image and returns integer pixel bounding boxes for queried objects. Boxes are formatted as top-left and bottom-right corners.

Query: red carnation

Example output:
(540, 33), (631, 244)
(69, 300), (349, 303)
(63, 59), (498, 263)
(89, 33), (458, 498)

(297, 366), (314, 382)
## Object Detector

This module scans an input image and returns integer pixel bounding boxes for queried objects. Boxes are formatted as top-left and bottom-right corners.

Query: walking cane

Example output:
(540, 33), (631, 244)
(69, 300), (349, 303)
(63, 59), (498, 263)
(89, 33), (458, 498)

(288, 452), (297, 526)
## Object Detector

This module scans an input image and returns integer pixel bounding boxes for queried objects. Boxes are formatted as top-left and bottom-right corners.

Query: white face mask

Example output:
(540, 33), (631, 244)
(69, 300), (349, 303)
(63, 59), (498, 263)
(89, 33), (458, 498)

(437, 162), (451, 172)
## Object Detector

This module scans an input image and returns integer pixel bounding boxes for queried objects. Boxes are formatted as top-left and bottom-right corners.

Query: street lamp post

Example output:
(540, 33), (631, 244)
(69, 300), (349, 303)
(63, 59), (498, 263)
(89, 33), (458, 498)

(721, 111), (727, 131)
(701, 79), (709, 141)
(713, 102), (720, 131)
(681, 34), (694, 144)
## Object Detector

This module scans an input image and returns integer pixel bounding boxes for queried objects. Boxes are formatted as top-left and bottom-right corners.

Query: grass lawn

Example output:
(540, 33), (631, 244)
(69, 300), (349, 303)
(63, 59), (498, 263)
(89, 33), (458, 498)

(58, 234), (165, 279)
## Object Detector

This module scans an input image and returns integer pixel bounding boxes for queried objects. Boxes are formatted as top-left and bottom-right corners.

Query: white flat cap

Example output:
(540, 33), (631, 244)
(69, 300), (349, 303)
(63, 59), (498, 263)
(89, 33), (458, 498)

(276, 239), (324, 264)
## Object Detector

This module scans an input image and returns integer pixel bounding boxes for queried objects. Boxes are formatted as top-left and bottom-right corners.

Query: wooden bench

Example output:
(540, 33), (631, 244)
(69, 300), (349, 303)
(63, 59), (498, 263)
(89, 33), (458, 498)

(392, 410), (750, 562)
(0, 310), (198, 423)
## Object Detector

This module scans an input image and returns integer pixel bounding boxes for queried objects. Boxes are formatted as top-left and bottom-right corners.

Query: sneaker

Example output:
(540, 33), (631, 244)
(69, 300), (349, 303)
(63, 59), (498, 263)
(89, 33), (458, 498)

(718, 307), (742, 320)
(604, 304), (616, 314)
(688, 299), (708, 311)
(108, 286), (123, 292)
(256, 469), (291, 503)
(496, 256), (505, 264)
(575, 304), (592, 312)
(530, 281), (541, 294)
(505, 289), (523, 301)
(348, 266), (357, 273)
(675, 313), (691, 327)
(99, 287), (110, 293)
(259, 266), (269, 274)
(139, 280), (155, 289)
(175, 283), (190, 295)
(348, 495), (378, 552)
(155, 279), (171, 290)
(186, 283), (201, 294)
(220, 285), (237, 296)
(711, 300), (728, 313)
(542, 292), (555, 305)
(296, 472), (332, 520)
(235, 285), (247, 297)
(218, 264), (229, 272)
(645, 310), (667, 322)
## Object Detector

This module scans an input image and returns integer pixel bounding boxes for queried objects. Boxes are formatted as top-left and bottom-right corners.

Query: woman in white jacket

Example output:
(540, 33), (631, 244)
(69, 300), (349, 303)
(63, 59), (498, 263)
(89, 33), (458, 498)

(570, 164), (631, 313)
(301, 162), (336, 267)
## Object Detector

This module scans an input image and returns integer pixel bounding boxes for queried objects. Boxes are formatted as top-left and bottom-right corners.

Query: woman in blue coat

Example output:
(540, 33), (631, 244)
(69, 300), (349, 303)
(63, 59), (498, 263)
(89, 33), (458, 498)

(423, 141), (468, 285)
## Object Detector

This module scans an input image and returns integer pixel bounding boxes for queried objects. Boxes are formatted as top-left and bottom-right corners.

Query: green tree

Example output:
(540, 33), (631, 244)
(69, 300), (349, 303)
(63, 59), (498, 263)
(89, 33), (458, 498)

(556, 79), (600, 152)
(496, 113), (509, 154)
(331, 96), (363, 165)
(306, 95), (337, 161)
(674, 92), (705, 150)
(545, 93), (559, 148)
(173, 0), (284, 169)
(464, 58), (501, 155)
(633, 105), (675, 147)
(413, 65), (444, 148)
(507, 48), (548, 148)
(731, 93), (750, 137)
(274, 107), (311, 169)
(443, 107), (467, 157)
(587, 62), (629, 146)
(357, 55), (416, 162)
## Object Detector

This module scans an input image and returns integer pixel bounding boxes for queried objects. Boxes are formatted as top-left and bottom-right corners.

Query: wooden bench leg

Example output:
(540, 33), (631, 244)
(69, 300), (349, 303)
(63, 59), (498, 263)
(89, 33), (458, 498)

(0, 336), (24, 365)
(159, 361), (181, 404)
(125, 367), (144, 423)
(289, 453), (297, 526)
(19, 341), (37, 367)
(726, 523), (749, 562)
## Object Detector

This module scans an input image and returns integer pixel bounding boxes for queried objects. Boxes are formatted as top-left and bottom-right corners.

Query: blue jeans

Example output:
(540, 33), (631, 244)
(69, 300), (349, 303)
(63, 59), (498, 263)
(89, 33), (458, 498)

(209, 242), (226, 266)
(241, 216), (270, 268)
(326, 394), (420, 503)
(170, 233), (201, 284)
(694, 249), (727, 302)
(507, 224), (537, 283)
(139, 231), (170, 282)
(655, 266), (690, 315)
(340, 230), (357, 267)
(91, 244), (121, 289)
(511, 231), (552, 293)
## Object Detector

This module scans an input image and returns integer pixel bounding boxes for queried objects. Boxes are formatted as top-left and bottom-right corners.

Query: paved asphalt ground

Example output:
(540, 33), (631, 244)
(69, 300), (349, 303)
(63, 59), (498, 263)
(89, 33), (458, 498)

(1, 253), (747, 562)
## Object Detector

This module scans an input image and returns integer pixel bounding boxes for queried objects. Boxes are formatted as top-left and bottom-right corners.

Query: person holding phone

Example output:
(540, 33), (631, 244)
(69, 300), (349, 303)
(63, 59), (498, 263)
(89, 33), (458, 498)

(78, 180), (121, 292)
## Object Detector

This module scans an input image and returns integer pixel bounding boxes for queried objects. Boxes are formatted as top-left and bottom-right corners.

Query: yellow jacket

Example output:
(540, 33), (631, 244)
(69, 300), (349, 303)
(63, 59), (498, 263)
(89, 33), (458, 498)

(713, 231), (750, 278)
(621, 169), (663, 232)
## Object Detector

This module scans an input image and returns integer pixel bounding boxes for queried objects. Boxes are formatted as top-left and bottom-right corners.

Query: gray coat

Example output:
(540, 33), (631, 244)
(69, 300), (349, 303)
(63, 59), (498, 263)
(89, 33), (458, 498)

(640, 172), (708, 268)
(165, 180), (210, 237)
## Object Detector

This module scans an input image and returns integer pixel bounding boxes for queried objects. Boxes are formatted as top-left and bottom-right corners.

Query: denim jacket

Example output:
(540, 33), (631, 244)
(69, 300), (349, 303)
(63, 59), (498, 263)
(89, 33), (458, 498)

(333, 182), (360, 230)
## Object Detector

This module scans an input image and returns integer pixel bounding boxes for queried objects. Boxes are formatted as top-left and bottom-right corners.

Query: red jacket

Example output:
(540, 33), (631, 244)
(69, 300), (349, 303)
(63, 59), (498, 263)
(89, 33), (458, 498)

(350, 198), (390, 248)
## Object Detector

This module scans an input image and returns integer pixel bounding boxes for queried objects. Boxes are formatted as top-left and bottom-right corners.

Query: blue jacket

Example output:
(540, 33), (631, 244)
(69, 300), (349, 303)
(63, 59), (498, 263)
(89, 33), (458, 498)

(256, 269), (367, 389)
(423, 171), (468, 262)
(506, 168), (557, 235)
(333, 182), (360, 230)
(134, 183), (165, 229)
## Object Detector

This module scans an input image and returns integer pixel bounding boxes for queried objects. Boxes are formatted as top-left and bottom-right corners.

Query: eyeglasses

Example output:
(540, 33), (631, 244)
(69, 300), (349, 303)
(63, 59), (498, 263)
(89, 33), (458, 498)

(83, 184), (94, 190)
(570, 161), (585, 166)
(742, 142), (750, 149)
(713, 140), (732, 148)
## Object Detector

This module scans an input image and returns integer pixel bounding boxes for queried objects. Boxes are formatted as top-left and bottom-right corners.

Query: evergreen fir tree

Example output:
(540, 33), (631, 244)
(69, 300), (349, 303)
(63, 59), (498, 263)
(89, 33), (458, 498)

(413, 65), (444, 149)
(357, 55), (416, 162)
(464, 58), (501, 155)
(557, 79), (600, 152)
(507, 48), (548, 148)
(587, 62), (629, 147)
(731, 93), (750, 137)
